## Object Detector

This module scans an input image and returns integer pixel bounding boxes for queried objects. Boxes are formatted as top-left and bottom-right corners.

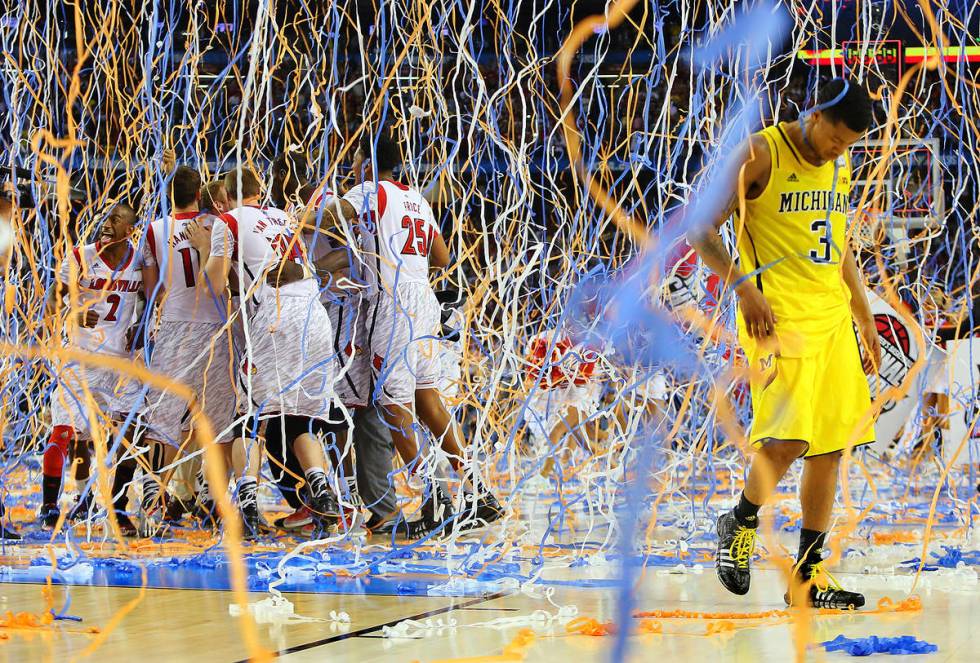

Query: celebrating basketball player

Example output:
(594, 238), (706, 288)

(41, 203), (148, 535)
(201, 167), (343, 529)
(688, 79), (879, 609)
(277, 132), (504, 537)
(140, 166), (254, 536)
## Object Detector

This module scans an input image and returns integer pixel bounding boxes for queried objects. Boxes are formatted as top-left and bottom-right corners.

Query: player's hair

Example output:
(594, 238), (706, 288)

(201, 180), (227, 212)
(272, 152), (307, 185)
(170, 166), (201, 208)
(360, 130), (401, 174)
(816, 78), (873, 133)
(224, 167), (262, 202)
(116, 202), (137, 223)
(270, 151), (308, 206)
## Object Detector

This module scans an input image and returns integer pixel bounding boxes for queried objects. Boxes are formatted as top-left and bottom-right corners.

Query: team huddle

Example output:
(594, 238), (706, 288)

(41, 132), (502, 540)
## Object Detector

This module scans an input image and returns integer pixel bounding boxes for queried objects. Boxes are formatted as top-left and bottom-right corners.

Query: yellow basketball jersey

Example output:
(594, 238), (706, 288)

(735, 122), (853, 356)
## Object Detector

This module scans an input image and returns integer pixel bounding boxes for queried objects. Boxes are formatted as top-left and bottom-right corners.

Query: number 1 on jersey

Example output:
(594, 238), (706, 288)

(271, 233), (303, 262)
(178, 247), (196, 287)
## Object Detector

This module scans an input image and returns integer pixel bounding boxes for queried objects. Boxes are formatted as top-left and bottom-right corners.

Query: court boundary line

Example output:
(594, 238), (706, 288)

(233, 589), (512, 661)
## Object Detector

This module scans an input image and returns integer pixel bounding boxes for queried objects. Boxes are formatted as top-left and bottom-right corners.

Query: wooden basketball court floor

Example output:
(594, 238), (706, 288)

(0, 565), (977, 662)
(1, 471), (978, 661)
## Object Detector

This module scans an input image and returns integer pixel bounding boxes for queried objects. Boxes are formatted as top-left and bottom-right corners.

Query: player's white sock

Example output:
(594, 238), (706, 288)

(195, 467), (208, 495)
(343, 475), (361, 506)
(141, 475), (161, 513)
(304, 467), (329, 499)
(236, 477), (258, 511)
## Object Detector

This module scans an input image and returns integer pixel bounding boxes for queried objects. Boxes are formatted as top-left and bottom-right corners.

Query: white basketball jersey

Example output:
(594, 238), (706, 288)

(144, 211), (226, 323)
(58, 242), (143, 357)
(301, 186), (340, 264)
(343, 180), (439, 294)
(211, 204), (316, 302)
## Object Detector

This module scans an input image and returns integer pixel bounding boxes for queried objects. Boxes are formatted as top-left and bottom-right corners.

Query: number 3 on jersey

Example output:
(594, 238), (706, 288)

(809, 219), (833, 264)
(400, 216), (436, 257)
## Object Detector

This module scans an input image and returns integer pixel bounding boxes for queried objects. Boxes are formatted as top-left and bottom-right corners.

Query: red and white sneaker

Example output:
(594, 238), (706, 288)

(274, 506), (314, 530)
(335, 506), (367, 537)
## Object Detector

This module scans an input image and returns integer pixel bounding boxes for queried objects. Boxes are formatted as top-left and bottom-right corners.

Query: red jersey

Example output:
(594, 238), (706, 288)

(525, 330), (599, 389)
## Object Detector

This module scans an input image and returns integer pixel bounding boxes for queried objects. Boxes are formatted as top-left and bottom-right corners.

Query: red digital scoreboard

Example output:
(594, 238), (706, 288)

(841, 39), (903, 85)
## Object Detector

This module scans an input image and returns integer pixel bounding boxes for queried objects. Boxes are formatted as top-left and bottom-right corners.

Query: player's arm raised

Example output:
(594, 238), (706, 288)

(296, 197), (356, 238)
(843, 244), (880, 374)
(686, 134), (776, 339)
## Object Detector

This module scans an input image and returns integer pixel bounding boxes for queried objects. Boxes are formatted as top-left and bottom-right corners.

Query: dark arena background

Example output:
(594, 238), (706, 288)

(0, 1), (978, 661)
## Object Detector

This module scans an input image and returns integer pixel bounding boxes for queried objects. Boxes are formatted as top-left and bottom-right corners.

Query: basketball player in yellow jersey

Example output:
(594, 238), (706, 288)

(688, 79), (880, 609)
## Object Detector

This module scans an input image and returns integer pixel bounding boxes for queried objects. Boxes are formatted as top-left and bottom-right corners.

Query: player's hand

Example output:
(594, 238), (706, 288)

(266, 260), (303, 287)
(162, 147), (176, 174)
(185, 218), (210, 255)
(125, 326), (146, 352)
(855, 311), (881, 375)
(735, 281), (777, 339)
(77, 310), (99, 328)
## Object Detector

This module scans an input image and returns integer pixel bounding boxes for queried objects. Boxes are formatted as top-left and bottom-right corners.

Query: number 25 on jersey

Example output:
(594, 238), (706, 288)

(400, 216), (436, 257)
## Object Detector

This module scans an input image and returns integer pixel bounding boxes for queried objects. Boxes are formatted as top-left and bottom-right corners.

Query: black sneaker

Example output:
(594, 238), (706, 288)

(364, 512), (386, 531)
(240, 503), (262, 541)
(715, 511), (757, 595)
(419, 482), (454, 529)
(310, 492), (342, 520)
(68, 494), (95, 522)
(40, 504), (61, 530)
(191, 498), (220, 529)
(163, 497), (189, 524)
(0, 524), (20, 541)
(786, 564), (865, 610)
(114, 513), (138, 537)
(405, 518), (437, 540)
(457, 492), (504, 532)
(366, 513), (411, 537)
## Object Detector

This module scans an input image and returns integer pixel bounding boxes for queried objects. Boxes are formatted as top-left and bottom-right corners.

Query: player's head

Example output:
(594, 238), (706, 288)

(804, 78), (873, 162)
(170, 166), (201, 209)
(353, 130), (401, 182)
(201, 180), (230, 215)
(99, 202), (137, 245)
(271, 151), (308, 207)
(224, 167), (262, 206)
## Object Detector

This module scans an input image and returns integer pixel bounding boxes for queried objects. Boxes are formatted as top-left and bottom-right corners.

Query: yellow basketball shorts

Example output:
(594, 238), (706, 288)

(743, 316), (875, 457)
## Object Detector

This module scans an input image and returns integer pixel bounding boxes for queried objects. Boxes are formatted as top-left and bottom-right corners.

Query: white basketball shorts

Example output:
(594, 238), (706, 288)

(142, 320), (237, 446)
(364, 283), (441, 405)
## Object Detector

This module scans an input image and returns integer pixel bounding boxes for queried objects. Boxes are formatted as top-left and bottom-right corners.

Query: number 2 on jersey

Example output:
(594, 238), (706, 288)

(400, 216), (436, 257)
(104, 293), (121, 322)
(809, 219), (833, 264)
